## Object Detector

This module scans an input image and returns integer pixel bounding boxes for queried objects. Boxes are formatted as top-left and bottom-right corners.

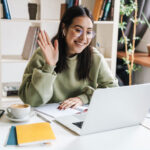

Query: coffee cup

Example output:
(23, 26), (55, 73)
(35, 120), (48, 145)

(7, 104), (31, 119)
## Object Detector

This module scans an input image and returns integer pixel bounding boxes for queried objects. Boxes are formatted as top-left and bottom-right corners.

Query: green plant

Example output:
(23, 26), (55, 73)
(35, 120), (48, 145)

(119, 0), (143, 85)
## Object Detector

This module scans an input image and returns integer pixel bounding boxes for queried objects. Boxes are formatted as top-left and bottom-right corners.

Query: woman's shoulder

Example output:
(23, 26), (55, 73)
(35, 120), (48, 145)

(91, 47), (104, 60)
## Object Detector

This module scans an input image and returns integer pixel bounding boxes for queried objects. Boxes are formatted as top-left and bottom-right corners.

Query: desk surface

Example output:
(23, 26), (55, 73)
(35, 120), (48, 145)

(1, 100), (150, 150)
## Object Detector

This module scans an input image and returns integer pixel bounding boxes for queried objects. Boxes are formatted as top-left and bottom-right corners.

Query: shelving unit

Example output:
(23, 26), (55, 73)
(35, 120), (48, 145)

(117, 51), (150, 67)
(0, 0), (120, 102)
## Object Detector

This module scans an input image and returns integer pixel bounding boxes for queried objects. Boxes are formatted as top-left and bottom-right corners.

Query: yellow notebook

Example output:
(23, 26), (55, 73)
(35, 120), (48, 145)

(16, 122), (56, 146)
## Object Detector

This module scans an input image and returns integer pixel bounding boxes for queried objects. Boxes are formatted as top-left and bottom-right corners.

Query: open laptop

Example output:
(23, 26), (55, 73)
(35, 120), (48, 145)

(55, 83), (150, 135)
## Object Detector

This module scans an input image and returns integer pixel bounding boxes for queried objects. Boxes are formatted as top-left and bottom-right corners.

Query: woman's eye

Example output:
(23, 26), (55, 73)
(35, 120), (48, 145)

(87, 31), (92, 35)
(75, 29), (82, 33)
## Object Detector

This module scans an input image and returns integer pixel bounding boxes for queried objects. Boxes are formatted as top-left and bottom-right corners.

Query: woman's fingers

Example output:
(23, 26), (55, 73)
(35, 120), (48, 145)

(54, 39), (59, 51)
(40, 30), (47, 45)
(38, 32), (45, 48)
(37, 40), (44, 51)
(58, 97), (82, 110)
(44, 31), (52, 46)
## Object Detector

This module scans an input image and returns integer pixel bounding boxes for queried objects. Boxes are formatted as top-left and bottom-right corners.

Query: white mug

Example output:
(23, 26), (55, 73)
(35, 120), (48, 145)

(7, 104), (31, 119)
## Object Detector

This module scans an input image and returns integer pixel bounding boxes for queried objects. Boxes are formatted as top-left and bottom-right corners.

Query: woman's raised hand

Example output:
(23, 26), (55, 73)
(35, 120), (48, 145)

(38, 30), (59, 66)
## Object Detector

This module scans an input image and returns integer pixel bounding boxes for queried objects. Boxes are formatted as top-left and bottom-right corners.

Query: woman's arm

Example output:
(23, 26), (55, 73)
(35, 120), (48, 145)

(18, 48), (57, 107)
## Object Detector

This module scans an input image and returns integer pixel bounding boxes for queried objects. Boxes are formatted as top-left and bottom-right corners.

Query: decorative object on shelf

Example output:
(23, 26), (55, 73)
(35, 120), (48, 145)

(147, 44), (150, 56)
(142, 12), (150, 56)
(28, 3), (37, 20)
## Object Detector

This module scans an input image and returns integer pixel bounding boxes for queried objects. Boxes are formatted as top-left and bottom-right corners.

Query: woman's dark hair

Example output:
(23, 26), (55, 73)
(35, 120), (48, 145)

(51, 6), (94, 80)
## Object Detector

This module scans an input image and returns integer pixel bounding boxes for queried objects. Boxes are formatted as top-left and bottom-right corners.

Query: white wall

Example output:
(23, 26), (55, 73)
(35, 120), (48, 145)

(133, 29), (150, 84)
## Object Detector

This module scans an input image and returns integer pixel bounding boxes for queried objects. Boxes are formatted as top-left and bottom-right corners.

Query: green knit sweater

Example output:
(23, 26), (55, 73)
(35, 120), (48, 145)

(18, 47), (118, 107)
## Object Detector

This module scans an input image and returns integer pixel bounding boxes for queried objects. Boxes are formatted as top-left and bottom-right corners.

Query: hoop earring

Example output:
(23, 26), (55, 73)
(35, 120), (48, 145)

(62, 30), (65, 36)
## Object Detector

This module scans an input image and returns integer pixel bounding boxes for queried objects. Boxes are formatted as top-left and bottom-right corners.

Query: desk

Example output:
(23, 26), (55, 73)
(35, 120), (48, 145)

(117, 51), (150, 67)
(1, 100), (150, 150)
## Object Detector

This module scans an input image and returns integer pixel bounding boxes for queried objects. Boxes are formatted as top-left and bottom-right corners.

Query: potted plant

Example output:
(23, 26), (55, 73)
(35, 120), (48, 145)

(119, 0), (143, 85)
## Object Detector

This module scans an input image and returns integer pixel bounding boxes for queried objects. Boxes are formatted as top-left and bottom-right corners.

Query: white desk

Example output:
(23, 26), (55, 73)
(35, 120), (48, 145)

(1, 100), (150, 150)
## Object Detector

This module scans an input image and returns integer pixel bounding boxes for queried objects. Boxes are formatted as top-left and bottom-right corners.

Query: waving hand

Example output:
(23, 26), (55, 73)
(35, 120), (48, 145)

(38, 30), (59, 66)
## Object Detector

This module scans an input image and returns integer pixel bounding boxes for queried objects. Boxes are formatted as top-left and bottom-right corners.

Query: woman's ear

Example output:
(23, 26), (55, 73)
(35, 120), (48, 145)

(62, 23), (66, 36)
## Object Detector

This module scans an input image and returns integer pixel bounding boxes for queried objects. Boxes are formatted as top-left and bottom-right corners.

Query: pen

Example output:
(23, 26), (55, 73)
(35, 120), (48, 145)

(36, 112), (51, 123)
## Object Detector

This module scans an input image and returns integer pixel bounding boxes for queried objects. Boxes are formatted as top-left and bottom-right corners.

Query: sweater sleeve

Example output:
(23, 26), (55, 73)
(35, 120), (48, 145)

(97, 54), (118, 88)
(78, 52), (118, 105)
(18, 48), (57, 107)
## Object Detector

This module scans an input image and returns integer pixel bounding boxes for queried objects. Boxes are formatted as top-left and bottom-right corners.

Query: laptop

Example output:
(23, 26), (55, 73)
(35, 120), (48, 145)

(55, 83), (150, 135)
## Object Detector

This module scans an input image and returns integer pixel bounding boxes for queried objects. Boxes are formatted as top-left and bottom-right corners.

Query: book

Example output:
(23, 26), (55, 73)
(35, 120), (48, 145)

(1, 0), (11, 19)
(102, 0), (112, 21)
(73, 0), (79, 6)
(22, 26), (39, 60)
(16, 122), (56, 146)
(6, 126), (17, 145)
(109, 0), (114, 20)
(60, 3), (67, 20)
(34, 103), (88, 118)
(98, 0), (107, 21)
(92, 0), (104, 21)
(66, 0), (74, 8)
(0, 2), (4, 18)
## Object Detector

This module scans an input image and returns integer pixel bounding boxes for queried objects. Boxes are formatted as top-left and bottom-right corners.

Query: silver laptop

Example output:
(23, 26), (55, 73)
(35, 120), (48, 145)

(55, 83), (150, 135)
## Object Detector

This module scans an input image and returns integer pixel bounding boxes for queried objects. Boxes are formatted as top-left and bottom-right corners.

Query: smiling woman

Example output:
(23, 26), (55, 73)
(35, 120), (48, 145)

(18, 6), (118, 109)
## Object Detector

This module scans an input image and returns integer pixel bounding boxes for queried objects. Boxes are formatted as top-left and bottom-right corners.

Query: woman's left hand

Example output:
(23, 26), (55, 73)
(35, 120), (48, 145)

(58, 97), (83, 110)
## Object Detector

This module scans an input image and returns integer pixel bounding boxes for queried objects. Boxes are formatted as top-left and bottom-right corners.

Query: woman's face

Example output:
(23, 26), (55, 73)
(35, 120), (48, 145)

(65, 16), (94, 56)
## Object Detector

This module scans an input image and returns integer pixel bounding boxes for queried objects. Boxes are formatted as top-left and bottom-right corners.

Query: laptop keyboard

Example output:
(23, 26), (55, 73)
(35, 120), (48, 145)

(72, 121), (83, 128)
(73, 113), (87, 121)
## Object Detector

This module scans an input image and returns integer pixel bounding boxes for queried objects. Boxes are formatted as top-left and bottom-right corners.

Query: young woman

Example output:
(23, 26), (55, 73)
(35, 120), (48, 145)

(19, 6), (118, 109)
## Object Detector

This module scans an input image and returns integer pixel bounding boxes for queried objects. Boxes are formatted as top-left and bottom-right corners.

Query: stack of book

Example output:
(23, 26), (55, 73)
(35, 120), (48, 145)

(93, 0), (114, 21)
(22, 26), (40, 60)
(6, 122), (56, 146)
(2, 82), (20, 97)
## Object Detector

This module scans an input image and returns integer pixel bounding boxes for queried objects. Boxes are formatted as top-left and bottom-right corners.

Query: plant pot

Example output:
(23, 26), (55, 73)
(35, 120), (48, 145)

(147, 44), (150, 56)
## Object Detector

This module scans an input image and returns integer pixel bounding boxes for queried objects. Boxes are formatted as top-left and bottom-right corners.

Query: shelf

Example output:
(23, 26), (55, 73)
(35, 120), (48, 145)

(0, 19), (113, 25)
(1, 96), (20, 101)
(94, 21), (114, 25)
(0, 19), (60, 23)
(117, 51), (150, 67)
(2, 55), (28, 63)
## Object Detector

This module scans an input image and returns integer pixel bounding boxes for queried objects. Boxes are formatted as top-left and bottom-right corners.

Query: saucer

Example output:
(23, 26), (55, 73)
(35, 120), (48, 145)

(6, 111), (35, 122)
